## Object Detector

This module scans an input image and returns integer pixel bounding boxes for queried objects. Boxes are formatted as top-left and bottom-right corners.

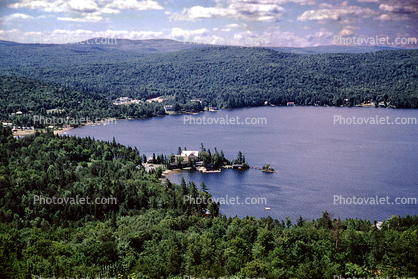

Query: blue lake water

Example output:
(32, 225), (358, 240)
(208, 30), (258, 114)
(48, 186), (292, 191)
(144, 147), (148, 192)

(66, 106), (418, 222)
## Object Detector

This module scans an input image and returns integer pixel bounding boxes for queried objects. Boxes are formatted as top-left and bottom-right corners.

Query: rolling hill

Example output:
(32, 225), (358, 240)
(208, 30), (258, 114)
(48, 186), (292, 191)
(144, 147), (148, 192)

(1, 40), (417, 109)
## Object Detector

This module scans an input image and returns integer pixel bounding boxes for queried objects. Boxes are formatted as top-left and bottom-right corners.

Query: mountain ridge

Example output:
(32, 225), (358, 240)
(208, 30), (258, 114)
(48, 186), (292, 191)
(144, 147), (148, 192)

(0, 38), (413, 54)
(1, 45), (416, 109)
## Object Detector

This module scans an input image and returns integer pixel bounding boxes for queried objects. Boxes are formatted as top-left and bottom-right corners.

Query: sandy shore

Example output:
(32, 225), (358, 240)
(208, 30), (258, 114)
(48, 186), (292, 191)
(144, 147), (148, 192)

(54, 126), (74, 135)
(11, 126), (74, 137)
(13, 129), (36, 136)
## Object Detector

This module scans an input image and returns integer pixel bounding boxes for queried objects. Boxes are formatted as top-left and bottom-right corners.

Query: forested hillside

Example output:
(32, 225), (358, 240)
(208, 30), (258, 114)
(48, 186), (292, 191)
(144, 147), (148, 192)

(1, 45), (417, 109)
(0, 39), (208, 68)
(0, 75), (165, 127)
(268, 45), (403, 54)
(0, 128), (417, 279)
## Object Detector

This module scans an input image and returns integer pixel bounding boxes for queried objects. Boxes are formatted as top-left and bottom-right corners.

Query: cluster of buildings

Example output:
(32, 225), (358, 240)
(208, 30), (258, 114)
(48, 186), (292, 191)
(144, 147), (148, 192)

(113, 97), (143, 105)
(164, 105), (174, 113)
(168, 151), (202, 169)
(2, 122), (34, 131)
(163, 150), (246, 171)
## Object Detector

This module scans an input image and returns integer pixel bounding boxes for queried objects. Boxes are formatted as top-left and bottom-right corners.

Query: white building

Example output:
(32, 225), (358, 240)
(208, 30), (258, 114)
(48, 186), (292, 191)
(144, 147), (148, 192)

(181, 151), (199, 159)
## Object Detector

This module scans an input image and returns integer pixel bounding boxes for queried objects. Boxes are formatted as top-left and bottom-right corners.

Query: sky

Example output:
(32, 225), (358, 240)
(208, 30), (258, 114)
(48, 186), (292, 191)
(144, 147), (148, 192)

(0, 0), (417, 48)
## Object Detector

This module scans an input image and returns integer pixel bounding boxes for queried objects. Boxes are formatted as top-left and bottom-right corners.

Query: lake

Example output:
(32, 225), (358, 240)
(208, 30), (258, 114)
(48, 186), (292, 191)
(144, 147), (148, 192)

(66, 106), (418, 222)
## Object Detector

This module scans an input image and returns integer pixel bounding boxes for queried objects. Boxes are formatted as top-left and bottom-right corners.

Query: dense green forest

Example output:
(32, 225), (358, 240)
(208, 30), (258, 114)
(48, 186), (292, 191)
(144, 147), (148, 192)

(0, 75), (166, 127)
(1, 43), (417, 109)
(1, 127), (417, 279)
(0, 39), (208, 68)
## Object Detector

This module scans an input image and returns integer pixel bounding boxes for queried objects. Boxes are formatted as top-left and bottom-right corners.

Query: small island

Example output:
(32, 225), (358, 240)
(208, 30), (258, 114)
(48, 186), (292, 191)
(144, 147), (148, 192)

(262, 164), (275, 173)
(145, 144), (249, 173)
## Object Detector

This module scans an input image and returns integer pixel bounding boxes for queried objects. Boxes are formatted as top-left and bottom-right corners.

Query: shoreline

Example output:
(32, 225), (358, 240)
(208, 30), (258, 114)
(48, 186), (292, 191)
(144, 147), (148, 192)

(10, 105), (405, 137)
(54, 126), (74, 135)
(55, 118), (118, 135)
(12, 118), (118, 137)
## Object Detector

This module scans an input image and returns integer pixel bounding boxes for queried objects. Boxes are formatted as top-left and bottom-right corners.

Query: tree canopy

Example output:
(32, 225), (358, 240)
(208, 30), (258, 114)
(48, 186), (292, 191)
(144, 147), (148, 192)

(0, 127), (416, 278)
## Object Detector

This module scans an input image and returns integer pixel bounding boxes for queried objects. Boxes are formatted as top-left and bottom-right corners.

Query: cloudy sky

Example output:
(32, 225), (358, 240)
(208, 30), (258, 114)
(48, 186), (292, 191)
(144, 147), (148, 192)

(0, 0), (416, 47)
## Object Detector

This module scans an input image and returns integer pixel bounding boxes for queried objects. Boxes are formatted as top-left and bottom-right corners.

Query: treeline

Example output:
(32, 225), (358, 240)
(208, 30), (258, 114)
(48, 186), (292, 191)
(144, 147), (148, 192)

(0, 75), (165, 127)
(0, 127), (417, 278)
(169, 145), (248, 169)
(132, 145), (247, 170)
(1, 46), (417, 109)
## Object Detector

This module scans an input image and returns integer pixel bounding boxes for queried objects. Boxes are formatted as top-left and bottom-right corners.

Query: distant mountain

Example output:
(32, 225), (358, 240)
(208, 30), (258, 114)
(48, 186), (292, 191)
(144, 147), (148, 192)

(1, 44), (416, 108)
(1, 39), (411, 70)
(0, 38), (208, 53)
(64, 38), (211, 54)
(0, 38), (210, 68)
(267, 45), (407, 54)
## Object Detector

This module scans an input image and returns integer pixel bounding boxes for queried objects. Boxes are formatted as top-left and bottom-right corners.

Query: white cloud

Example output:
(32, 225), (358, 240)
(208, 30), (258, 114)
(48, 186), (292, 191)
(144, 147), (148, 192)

(298, 9), (340, 20)
(357, 0), (379, 2)
(233, 34), (243, 40)
(339, 19), (353, 25)
(68, 0), (99, 13)
(258, 16), (275, 21)
(9, 0), (162, 15)
(297, 3), (377, 21)
(169, 27), (209, 42)
(178, 6), (230, 19)
(106, 0), (163, 10)
(318, 3), (333, 9)
(271, 30), (309, 47)
(315, 29), (333, 38)
(0, 29), (21, 41)
(224, 23), (241, 28)
(375, 13), (410, 21)
(8, 0), (67, 12)
(57, 14), (108, 22)
(289, 0), (316, 5)
(3, 13), (34, 21)
(234, 0), (315, 5)
(379, 3), (417, 14)
(208, 35), (230, 45)
(166, 27), (270, 46)
(21, 29), (165, 44)
(98, 30), (164, 39)
(172, 1), (286, 21)
(374, 1), (417, 21)
(100, 8), (121, 14)
(338, 29), (354, 36)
